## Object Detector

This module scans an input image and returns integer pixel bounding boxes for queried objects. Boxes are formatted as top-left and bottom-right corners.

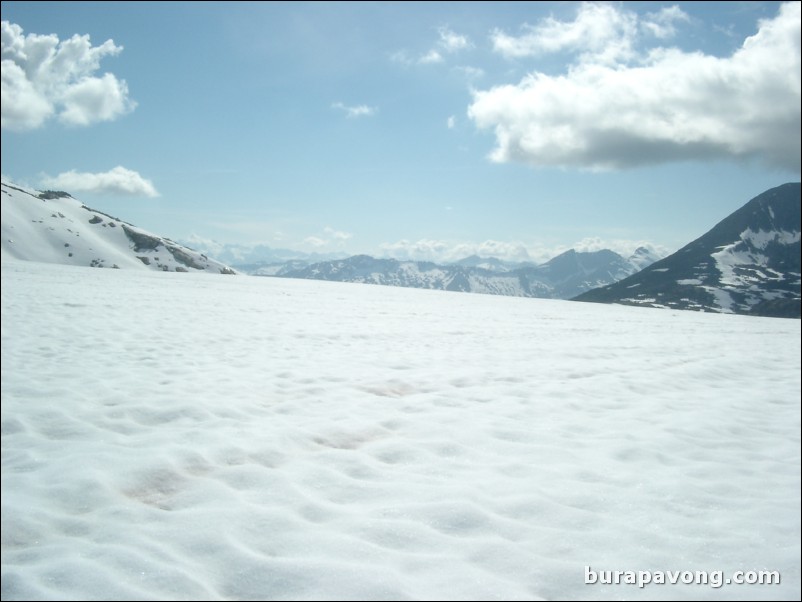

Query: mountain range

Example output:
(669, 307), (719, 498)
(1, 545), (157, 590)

(575, 183), (801, 318)
(1, 180), (236, 274)
(2, 178), (657, 296)
(262, 247), (661, 300)
(4, 176), (798, 317)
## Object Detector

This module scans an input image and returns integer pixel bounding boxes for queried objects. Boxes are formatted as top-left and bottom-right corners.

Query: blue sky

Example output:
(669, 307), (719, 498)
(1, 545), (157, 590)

(2, 1), (800, 263)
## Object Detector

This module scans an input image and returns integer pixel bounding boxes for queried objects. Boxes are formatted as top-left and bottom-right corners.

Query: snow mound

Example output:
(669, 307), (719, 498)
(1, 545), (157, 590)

(1, 180), (236, 274)
(2, 262), (800, 600)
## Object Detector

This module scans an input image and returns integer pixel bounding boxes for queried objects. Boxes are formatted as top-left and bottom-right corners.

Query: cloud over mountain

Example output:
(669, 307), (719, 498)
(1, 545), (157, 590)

(40, 166), (158, 198)
(378, 237), (667, 265)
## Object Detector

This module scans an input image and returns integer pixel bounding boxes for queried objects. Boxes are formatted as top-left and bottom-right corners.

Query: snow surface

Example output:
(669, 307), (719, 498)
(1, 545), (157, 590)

(712, 240), (787, 291)
(701, 286), (736, 314)
(2, 261), (800, 601)
(740, 228), (801, 251)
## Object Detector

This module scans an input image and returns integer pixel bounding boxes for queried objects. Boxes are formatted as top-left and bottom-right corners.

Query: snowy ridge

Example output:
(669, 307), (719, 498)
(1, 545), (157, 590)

(2, 261), (800, 601)
(269, 248), (657, 300)
(708, 227), (801, 309)
(1, 180), (236, 274)
(626, 246), (663, 271)
(739, 228), (801, 250)
(576, 183), (801, 318)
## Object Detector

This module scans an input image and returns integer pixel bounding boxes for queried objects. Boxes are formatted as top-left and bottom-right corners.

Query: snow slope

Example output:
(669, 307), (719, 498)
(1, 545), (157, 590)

(2, 261), (800, 601)
(577, 183), (801, 317)
(1, 180), (236, 274)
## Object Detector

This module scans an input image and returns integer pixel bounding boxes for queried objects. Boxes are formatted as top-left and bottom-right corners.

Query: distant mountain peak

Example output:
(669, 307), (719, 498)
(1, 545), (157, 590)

(251, 244), (658, 300)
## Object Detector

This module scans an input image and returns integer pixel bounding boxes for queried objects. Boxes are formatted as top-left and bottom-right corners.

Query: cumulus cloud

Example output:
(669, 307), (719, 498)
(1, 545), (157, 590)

(447, 115), (456, 129)
(491, 2), (639, 64)
(40, 166), (159, 197)
(489, 3), (685, 62)
(472, 2), (801, 173)
(332, 102), (377, 118)
(1, 21), (135, 131)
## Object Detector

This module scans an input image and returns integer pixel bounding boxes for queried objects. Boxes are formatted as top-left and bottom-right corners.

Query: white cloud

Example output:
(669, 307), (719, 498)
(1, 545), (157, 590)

(1, 21), (135, 131)
(379, 237), (669, 265)
(303, 236), (327, 248)
(471, 2), (801, 172)
(447, 115), (456, 129)
(418, 49), (444, 64)
(463, 240), (534, 263)
(393, 25), (472, 67)
(59, 73), (133, 126)
(642, 5), (691, 40)
(389, 50), (414, 67)
(183, 233), (224, 256)
(379, 239), (451, 262)
(40, 166), (159, 197)
(332, 102), (377, 119)
(569, 237), (671, 259)
(453, 65), (485, 81)
(205, 221), (284, 241)
(437, 26), (472, 53)
(1, 59), (53, 129)
(490, 3), (639, 64)
(301, 227), (353, 250)
(324, 226), (352, 242)
(713, 23), (737, 39)
(379, 239), (533, 264)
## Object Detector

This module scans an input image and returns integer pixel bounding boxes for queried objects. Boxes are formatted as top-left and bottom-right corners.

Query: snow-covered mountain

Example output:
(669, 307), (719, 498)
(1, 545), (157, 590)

(627, 245), (663, 271)
(242, 260), (316, 277)
(575, 183), (801, 318)
(270, 248), (659, 300)
(452, 254), (536, 273)
(527, 247), (660, 299)
(1, 180), (236, 274)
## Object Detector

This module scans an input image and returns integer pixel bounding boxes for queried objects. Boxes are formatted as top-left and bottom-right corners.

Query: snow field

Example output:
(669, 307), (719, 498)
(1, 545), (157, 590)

(2, 261), (800, 600)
